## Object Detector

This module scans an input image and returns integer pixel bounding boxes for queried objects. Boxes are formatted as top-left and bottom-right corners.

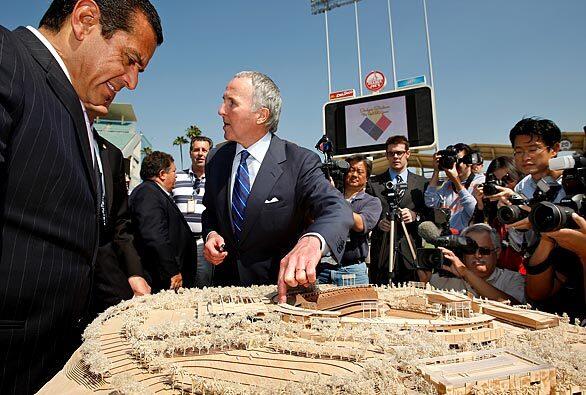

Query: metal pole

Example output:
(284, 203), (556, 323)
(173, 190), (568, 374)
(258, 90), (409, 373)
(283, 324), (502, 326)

(422, 0), (435, 88)
(354, 0), (363, 96)
(386, 0), (397, 90)
(324, 8), (333, 94)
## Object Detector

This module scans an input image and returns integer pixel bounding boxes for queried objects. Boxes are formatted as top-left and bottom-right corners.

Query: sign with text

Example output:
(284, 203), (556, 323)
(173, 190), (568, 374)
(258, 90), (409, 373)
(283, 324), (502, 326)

(329, 89), (355, 101)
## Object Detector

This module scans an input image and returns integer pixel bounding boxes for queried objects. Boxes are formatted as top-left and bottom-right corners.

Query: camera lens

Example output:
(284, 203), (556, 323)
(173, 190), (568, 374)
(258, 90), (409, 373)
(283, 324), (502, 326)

(439, 156), (456, 170)
(530, 202), (575, 232)
(497, 205), (529, 224)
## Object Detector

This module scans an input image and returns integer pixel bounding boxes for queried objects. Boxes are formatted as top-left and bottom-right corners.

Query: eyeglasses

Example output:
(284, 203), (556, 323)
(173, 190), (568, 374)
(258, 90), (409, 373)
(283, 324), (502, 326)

(464, 247), (498, 256)
(513, 146), (548, 158)
(386, 150), (406, 158)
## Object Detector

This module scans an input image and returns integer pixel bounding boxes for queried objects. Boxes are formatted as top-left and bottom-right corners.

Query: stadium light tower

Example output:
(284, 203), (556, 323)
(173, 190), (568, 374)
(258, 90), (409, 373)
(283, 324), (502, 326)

(311, 0), (365, 96)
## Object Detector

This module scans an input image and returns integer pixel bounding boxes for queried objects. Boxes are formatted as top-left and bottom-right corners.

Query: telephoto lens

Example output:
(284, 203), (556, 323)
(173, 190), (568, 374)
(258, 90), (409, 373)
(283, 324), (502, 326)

(529, 201), (577, 232)
(497, 205), (530, 224)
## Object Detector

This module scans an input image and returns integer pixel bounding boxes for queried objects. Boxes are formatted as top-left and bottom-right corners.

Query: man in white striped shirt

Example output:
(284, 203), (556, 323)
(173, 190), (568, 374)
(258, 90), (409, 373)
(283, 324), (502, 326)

(173, 136), (214, 287)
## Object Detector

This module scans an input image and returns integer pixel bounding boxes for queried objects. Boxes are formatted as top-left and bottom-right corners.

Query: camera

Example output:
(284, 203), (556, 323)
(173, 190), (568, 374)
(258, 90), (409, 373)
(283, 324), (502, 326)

(528, 154), (586, 232)
(496, 194), (530, 224)
(496, 176), (562, 225)
(315, 135), (349, 192)
(383, 180), (407, 211)
(415, 236), (478, 271)
(482, 173), (504, 197)
(416, 248), (444, 270)
(436, 145), (459, 170)
(529, 195), (585, 232)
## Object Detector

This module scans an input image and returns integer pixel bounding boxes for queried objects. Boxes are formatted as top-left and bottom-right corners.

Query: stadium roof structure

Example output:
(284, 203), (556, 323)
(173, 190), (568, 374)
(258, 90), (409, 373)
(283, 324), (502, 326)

(372, 131), (585, 175)
(93, 103), (141, 157)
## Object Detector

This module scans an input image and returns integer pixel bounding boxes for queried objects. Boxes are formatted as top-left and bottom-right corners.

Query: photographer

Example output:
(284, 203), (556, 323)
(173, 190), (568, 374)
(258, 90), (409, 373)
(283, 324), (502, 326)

(418, 223), (526, 304)
(473, 156), (526, 273)
(506, 118), (565, 228)
(317, 155), (382, 285)
(425, 143), (485, 233)
(368, 135), (429, 285)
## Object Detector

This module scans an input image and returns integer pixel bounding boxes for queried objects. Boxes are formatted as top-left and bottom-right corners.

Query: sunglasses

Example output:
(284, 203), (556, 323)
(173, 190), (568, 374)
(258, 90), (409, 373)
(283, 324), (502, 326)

(499, 173), (514, 184)
(464, 247), (498, 256)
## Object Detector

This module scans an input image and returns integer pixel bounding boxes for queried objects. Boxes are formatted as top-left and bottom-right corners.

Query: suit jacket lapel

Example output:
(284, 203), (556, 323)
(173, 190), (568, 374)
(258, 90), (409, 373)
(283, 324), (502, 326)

(215, 143), (237, 246)
(239, 135), (284, 245)
(14, 27), (97, 195)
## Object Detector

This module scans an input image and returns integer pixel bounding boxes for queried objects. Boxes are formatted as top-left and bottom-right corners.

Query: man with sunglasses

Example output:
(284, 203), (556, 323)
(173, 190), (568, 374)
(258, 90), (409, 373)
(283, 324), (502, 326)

(425, 143), (485, 232)
(423, 223), (526, 304)
(368, 135), (429, 284)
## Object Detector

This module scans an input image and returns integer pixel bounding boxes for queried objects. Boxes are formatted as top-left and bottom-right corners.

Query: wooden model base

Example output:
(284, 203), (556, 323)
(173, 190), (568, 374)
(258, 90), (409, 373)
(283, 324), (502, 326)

(38, 284), (586, 394)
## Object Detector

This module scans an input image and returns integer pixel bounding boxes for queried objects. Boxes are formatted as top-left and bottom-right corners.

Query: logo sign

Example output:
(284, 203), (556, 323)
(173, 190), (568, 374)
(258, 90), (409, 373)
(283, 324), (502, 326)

(397, 75), (426, 88)
(329, 89), (355, 101)
(560, 139), (572, 151)
(364, 70), (386, 92)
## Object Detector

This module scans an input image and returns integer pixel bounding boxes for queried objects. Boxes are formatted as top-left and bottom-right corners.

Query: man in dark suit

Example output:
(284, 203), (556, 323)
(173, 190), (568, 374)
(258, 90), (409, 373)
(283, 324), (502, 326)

(129, 152), (197, 293)
(368, 135), (429, 285)
(203, 71), (353, 303)
(0, 1), (162, 393)
(84, 106), (151, 316)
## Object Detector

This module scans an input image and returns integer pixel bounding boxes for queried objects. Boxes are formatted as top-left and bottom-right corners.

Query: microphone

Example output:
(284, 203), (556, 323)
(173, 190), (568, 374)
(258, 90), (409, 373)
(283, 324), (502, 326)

(549, 154), (586, 171)
(418, 221), (478, 254)
(417, 221), (442, 243)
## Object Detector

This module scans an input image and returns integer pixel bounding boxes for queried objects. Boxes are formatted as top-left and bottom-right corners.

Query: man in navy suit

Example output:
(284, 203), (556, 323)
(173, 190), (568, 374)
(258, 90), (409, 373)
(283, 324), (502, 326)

(0, 1), (162, 393)
(129, 152), (197, 293)
(203, 71), (353, 303)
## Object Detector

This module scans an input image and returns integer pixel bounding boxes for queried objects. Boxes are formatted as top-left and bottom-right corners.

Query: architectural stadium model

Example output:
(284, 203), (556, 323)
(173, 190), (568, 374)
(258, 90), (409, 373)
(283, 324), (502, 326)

(39, 284), (585, 394)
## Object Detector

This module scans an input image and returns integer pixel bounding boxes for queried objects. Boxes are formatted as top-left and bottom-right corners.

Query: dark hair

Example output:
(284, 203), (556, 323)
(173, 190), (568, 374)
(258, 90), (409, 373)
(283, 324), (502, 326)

(385, 135), (410, 151)
(39, 0), (163, 45)
(346, 154), (372, 178)
(191, 136), (213, 150)
(140, 151), (173, 180)
(486, 156), (524, 183)
(453, 143), (472, 156)
(509, 117), (561, 148)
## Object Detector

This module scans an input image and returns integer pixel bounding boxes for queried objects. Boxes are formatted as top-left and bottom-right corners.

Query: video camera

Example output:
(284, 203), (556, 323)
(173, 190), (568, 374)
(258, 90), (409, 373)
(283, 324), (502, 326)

(528, 154), (586, 232)
(436, 145), (483, 171)
(496, 176), (562, 225)
(382, 180), (407, 212)
(315, 135), (349, 192)
(415, 221), (478, 271)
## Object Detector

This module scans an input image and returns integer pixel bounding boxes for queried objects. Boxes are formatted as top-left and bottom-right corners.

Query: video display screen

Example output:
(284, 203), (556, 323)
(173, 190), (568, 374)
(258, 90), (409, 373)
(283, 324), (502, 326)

(323, 86), (435, 155)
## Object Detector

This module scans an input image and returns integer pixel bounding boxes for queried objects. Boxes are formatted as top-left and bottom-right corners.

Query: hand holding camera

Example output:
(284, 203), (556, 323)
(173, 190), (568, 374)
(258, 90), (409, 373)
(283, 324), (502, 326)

(438, 247), (467, 278)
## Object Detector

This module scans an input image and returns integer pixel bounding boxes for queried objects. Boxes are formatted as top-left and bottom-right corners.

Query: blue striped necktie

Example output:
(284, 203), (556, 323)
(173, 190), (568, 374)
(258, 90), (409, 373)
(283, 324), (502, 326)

(232, 150), (251, 240)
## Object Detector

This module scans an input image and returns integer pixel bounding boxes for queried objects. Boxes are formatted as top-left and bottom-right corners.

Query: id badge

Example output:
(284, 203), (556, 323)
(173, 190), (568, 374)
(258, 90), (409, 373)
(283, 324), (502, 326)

(187, 197), (196, 213)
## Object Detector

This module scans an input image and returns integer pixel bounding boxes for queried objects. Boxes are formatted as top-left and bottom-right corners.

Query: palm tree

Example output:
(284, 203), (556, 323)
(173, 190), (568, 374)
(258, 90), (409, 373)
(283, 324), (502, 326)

(173, 136), (189, 168)
(141, 146), (153, 158)
(185, 124), (202, 140)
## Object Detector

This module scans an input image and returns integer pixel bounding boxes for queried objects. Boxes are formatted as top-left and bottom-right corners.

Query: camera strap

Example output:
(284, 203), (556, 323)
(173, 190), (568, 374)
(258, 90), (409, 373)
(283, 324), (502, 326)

(463, 173), (476, 190)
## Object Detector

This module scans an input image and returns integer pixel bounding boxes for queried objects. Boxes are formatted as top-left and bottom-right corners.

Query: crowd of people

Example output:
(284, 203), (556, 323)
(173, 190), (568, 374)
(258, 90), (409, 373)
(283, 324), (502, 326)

(0, 1), (584, 394)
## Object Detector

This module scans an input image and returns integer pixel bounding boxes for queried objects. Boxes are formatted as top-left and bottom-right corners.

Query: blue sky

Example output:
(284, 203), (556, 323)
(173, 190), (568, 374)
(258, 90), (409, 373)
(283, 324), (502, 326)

(2, 1), (585, 166)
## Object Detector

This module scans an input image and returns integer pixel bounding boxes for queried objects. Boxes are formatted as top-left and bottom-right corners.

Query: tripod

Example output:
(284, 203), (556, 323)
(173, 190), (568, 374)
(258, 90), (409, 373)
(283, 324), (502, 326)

(378, 204), (418, 285)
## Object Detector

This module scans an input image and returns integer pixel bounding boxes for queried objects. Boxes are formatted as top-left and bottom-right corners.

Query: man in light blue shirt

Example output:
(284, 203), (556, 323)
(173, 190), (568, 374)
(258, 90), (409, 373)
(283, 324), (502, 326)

(425, 143), (485, 232)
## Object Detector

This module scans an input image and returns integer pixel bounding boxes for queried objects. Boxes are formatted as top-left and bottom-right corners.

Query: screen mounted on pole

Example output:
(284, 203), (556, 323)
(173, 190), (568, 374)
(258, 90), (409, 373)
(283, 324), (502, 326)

(323, 86), (436, 155)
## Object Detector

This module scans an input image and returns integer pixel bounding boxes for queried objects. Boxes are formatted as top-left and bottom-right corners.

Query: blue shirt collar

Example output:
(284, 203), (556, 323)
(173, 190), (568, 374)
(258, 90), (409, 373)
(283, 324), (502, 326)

(388, 167), (408, 182)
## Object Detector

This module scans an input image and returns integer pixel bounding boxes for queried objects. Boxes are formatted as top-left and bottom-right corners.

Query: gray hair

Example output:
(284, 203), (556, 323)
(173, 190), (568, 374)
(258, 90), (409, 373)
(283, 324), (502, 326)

(234, 71), (282, 133)
(461, 223), (501, 251)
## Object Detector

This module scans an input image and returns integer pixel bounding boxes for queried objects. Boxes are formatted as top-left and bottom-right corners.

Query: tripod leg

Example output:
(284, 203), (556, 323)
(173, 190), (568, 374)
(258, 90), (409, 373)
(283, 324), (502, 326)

(400, 220), (417, 261)
(388, 218), (395, 282)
